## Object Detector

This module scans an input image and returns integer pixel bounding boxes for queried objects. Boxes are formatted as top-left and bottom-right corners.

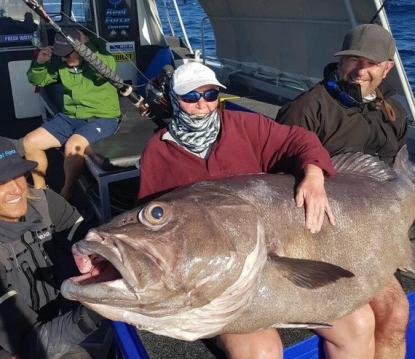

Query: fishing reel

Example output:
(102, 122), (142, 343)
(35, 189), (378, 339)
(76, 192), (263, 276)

(144, 65), (174, 123)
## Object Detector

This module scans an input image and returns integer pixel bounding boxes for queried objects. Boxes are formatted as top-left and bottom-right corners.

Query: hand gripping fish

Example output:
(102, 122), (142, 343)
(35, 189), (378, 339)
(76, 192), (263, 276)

(61, 147), (415, 341)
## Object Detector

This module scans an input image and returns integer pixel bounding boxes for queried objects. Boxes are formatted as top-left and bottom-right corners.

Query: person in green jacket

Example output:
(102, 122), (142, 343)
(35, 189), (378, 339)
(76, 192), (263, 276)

(23, 28), (121, 200)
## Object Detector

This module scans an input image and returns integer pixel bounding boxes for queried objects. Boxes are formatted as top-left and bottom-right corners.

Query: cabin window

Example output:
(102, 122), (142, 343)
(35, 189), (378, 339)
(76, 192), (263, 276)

(0, 1), (39, 47)
(43, 0), (63, 22)
(71, 0), (93, 27)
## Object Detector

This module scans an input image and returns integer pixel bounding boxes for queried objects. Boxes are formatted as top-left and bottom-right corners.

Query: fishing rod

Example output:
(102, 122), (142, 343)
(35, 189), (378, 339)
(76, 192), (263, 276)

(22, 0), (157, 121)
(58, 11), (152, 87)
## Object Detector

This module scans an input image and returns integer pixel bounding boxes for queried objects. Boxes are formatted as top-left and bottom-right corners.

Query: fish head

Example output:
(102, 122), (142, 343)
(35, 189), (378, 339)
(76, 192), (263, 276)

(61, 184), (262, 320)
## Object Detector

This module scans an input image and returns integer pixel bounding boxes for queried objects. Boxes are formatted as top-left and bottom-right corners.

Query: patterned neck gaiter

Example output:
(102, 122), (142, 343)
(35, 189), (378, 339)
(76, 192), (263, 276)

(168, 87), (220, 154)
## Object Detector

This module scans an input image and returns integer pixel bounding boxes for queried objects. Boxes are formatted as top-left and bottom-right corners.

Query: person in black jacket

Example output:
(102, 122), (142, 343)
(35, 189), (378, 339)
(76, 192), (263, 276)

(277, 24), (409, 359)
(0, 137), (105, 359)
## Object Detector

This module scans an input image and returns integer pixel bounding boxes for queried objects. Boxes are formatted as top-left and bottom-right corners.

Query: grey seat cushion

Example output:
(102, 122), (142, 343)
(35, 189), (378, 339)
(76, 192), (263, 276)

(86, 98), (160, 170)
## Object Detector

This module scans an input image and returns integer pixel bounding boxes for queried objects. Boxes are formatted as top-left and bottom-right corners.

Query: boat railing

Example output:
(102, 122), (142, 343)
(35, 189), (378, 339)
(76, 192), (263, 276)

(218, 58), (319, 97)
(159, 0), (193, 54)
(200, 15), (209, 64)
(162, 0), (176, 36)
(374, 0), (415, 123)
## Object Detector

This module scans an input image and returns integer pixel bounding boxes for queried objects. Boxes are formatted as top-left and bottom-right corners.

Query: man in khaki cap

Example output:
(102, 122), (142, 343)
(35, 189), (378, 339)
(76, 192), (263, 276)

(277, 24), (408, 358)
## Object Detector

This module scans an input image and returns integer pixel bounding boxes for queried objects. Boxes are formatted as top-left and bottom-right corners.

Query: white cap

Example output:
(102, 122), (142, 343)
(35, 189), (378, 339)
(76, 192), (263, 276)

(172, 62), (226, 95)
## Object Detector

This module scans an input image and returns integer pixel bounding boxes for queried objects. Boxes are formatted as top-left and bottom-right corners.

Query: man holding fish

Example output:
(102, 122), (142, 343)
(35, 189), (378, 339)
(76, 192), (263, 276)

(277, 24), (409, 359)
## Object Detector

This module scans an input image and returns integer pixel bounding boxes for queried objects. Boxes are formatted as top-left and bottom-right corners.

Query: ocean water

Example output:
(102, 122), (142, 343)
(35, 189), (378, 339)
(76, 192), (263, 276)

(157, 0), (415, 94)
(386, 0), (415, 93)
(156, 0), (216, 58)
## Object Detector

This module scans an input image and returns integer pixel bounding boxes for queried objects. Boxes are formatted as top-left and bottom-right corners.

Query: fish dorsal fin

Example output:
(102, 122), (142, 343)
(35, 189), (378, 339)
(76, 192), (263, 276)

(331, 152), (396, 181)
(393, 145), (415, 183)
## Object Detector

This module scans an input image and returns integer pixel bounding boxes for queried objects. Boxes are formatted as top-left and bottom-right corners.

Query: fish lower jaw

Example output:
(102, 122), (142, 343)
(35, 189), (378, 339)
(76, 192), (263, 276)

(61, 277), (139, 302)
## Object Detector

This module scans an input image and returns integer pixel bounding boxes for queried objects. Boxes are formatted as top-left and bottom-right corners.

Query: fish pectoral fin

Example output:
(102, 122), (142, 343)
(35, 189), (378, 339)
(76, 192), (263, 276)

(269, 254), (354, 289)
(272, 322), (333, 329)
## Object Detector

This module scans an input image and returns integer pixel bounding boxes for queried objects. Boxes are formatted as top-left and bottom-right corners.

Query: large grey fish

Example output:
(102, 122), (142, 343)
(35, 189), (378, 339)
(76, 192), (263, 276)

(61, 148), (415, 341)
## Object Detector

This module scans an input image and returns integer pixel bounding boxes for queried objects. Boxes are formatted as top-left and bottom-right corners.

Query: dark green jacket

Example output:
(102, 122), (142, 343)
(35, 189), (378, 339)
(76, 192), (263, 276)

(27, 40), (121, 120)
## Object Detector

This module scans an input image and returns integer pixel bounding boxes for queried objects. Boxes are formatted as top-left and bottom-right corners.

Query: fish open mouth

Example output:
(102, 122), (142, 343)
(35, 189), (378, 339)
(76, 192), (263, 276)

(70, 241), (122, 285)
(61, 231), (141, 302)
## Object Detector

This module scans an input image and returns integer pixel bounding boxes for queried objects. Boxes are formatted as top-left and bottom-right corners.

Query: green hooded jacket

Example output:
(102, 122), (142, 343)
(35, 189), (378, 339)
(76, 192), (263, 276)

(27, 39), (121, 120)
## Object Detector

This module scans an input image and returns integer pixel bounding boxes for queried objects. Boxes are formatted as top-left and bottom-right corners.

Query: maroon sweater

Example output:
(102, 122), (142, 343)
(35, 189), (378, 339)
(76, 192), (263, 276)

(138, 110), (335, 199)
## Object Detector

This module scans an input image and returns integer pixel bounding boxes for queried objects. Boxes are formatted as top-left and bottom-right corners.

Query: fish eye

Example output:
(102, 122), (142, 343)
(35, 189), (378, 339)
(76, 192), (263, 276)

(138, 202), (170, 228)
(151, 206), (164, 219)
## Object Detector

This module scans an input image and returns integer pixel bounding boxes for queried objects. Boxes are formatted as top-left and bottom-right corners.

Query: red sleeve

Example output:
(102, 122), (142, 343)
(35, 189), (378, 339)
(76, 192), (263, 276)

(138, 145), (162, 199)
(252, 114), (335, 176)
(138, 130), (200, 200)
(139, 112), (336, 200)
(138, 132), (168, 200)
(138, 150), (154, 200)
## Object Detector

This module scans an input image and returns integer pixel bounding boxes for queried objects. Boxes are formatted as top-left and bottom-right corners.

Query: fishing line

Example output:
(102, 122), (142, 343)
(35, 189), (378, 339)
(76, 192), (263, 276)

(369, 0), (389, 24)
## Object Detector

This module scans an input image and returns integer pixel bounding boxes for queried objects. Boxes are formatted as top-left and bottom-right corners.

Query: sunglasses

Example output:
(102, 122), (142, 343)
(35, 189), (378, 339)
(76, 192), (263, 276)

(179, 88), (220, 103)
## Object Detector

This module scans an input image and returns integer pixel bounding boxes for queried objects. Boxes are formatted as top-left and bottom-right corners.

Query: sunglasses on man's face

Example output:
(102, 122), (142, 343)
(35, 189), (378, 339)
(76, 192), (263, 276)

(179, 88), (220, 103)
